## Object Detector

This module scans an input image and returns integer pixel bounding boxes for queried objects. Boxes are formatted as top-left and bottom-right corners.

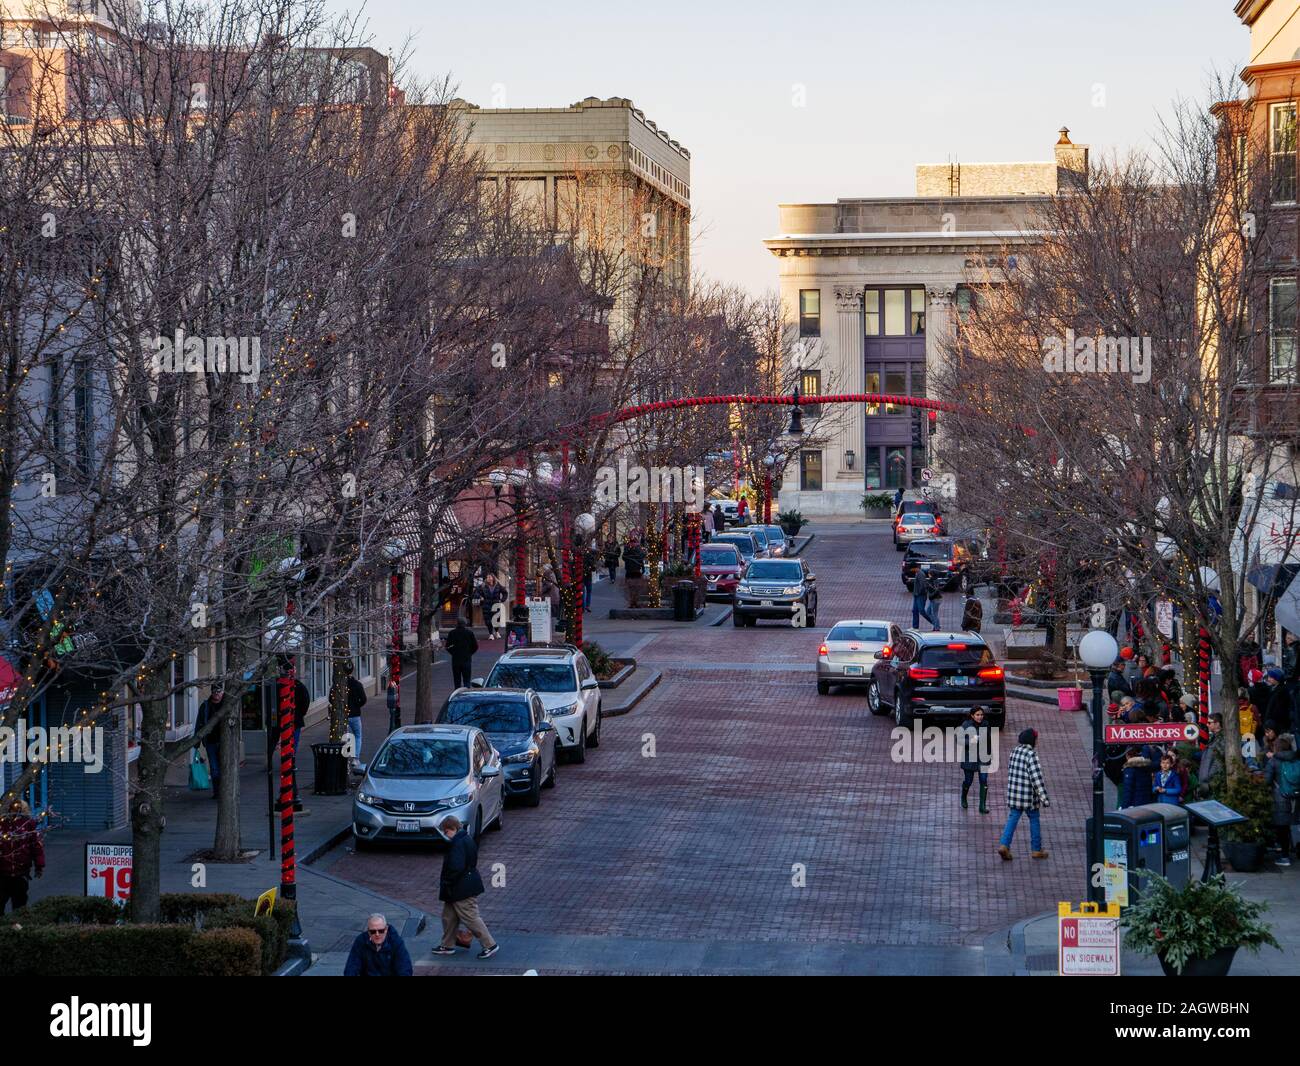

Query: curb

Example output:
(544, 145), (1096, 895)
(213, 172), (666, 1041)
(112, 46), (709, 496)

(710, 607), (733, 626)
(604, 668), (662, 716)
(301, 825), (352, 866)
(1006, 686), (1060, 707)
(1007, 915), (1037, 976)
(788, 533), (815, 556)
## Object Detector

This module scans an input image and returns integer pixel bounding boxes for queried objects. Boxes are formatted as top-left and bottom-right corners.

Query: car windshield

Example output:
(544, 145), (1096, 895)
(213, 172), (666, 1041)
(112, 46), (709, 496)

(901, 514), (935, 526)
(700, 548), (740, 567)
(827, 624), (888, 642)
(762, 526), (785, 541)
(746, 561), (802, 581)
(717, 537), (754, 557)
(369, 738), (469, 778)
(908, 541), (951, 559)
(440, 698), (531, 733)
(750, 528), (770, 547)
(487, 662), (576, 693)
(920, 644), (994, 668)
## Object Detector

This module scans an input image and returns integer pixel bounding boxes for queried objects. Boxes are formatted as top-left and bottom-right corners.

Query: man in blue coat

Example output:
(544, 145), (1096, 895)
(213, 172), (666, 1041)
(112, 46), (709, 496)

(344, 913), (413, 976)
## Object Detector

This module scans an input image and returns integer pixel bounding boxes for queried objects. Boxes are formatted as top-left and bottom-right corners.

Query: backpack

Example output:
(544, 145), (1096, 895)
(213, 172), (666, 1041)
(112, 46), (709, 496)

(1278, 759), (1300, 798)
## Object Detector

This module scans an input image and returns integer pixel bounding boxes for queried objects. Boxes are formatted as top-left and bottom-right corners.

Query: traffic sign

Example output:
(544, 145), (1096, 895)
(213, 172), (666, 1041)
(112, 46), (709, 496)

(920, 468), (934, 483)
(1103, 722), (1197, 745)
(1058, 901), (1120, 976)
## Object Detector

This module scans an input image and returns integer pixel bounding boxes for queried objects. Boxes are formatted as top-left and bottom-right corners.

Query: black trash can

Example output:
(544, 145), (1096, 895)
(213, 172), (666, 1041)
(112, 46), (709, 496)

(672, 580), (696, 621)
(312, 741), (349, 796)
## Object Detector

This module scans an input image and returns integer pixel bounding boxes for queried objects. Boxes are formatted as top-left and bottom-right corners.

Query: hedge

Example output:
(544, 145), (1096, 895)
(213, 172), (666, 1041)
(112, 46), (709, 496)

(5, 893), (294, 976)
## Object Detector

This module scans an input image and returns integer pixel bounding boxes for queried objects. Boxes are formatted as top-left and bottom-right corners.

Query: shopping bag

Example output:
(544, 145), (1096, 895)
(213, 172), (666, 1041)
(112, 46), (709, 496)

(189, 748), (211, 791)
(455, 928), (473, 948)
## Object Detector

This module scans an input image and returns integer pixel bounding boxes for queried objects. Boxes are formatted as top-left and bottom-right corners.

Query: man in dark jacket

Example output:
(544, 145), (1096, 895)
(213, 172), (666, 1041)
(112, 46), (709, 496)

(344, 913), (413, 976)
(1262, 668), (1295, 732)
(1106, 660), (1132, 699)
(0, 799), (44, 912)
(432, 816), (498, 959)
(194, 684), (227, 793)
(344, 667), (367, 765)
(444, 618), (479, 690)
(910, 569), (935, 629)
(623, 539), (645, 580)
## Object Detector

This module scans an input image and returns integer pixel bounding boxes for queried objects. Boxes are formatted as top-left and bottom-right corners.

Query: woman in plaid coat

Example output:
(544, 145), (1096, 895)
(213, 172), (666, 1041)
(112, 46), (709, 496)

(998, 728), (1050, 861)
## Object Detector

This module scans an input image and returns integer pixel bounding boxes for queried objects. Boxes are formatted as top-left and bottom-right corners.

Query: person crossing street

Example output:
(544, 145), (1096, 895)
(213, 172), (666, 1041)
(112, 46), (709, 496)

(998, 728), (1050, 861)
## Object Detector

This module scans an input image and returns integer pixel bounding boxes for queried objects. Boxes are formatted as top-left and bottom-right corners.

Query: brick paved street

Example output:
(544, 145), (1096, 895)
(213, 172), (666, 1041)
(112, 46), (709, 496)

(322, 520), (1093, 973)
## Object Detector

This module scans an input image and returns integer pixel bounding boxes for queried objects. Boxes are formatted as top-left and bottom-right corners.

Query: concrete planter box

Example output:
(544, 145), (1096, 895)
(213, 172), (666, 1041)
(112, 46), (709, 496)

(608, 607), (675, 621)
(597, 659), (636, 689)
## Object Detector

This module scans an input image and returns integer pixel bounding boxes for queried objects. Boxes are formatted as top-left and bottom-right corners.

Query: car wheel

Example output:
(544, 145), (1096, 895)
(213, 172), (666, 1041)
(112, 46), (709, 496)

(571, 723), (587, 764)
(472, 809), (483, 843)
(817, 680), (830, 695)
(525, 767), (542, 807)
(732, 610), (745, 628)
(894, 696), (914, 728)
(588, 704), (602, 748)
(867, 679), (890, 716)
(544, 758), (557, 788)
(352, 832), (372, 852)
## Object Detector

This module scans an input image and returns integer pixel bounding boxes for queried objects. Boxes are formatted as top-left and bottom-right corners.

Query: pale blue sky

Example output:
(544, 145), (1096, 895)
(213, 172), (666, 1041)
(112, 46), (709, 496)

(331, 0), (1243, 294)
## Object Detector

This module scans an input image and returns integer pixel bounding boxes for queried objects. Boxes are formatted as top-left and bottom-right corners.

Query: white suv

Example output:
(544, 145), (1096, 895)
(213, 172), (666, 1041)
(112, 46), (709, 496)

(479, 645), (603, 762)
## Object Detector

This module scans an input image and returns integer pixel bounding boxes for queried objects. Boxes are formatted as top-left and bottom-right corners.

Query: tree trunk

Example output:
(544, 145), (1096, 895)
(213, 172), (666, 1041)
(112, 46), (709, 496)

(130, 677), (170, 923)
(415, 549), (438, 723)
(212, 699), (241, 860)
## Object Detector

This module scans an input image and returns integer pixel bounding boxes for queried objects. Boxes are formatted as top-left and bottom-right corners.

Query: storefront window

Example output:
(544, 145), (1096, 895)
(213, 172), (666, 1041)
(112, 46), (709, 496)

(865, 369), (880, 414)
(865, 449), (882, 489)
(883, 289), (905, 336)
(885, 447), (907, 489)
(910, 288), (926, 334)
(800, 450), (823, 491)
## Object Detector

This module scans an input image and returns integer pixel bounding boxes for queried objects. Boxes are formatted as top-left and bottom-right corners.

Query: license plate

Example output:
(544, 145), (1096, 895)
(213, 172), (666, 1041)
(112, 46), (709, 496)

(761, 599), (773, 606)
(708, 579), (717, 586)
(950, 676), (970, 686)
(844, 665), (863, 676)
(396, 819), (420, 833)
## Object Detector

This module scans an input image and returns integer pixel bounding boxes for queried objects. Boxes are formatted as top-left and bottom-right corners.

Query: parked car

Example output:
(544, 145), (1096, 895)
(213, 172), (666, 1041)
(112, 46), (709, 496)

(713, 530), (764, 564)
(900, 537), (969, 591)
(699, 543), (744, 599)
(893, 496), (944, 549)
(749, 525), (772, 555)
(759, 524), (788, 556)
(480, 645), (602, 762)
(352, 724), (503, 849)
(866, 629), (1005, 727)
(732, 557), (817, 628)
(436, 687), (557, 807)
(894, 511), (942, 550)
(816, 618), (891, 694)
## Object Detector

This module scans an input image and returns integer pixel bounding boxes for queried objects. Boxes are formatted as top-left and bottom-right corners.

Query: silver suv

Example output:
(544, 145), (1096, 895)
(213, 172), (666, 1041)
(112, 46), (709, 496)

(732, 558), (817, 628)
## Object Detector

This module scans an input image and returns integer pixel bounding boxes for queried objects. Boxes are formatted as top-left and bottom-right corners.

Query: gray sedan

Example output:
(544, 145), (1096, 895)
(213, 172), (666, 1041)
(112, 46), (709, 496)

(352, 724), (504, 848)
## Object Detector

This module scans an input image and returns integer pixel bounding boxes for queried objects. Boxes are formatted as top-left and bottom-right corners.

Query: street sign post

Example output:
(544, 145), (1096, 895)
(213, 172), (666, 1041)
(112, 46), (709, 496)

(1058, 901), (1121, 976)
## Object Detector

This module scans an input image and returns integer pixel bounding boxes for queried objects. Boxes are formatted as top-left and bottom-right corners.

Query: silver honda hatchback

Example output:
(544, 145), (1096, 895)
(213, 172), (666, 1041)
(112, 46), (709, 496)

(352, 724), (504, 848)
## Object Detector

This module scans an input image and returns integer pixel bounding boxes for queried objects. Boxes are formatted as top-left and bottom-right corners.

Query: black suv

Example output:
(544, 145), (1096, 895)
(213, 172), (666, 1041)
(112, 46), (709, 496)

(866, 628), (1005, 727)
(732, 557), (817, 627)
(901, 538), (968, 591)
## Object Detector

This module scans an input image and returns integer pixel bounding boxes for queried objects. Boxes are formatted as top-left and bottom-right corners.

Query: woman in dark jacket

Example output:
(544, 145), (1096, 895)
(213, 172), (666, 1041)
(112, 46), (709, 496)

(957, 706), (993, 813)
(603, 539), (621, 583)
(1264, 737), (1300, 863)
(1119, 748), (1154, 808)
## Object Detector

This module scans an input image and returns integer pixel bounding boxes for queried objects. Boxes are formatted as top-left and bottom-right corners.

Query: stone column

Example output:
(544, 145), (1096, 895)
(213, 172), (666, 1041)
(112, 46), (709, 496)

(925, 284), (956, 470)
(834, 286), (865, 504)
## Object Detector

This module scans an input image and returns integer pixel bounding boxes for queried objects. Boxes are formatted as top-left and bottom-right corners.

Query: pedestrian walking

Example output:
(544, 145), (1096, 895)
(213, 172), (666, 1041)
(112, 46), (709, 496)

(194, 682), (227, 794)
(701, 506), (715, 541)
(480, 573), (507, 639)
(622, 539), (645, 581)
(712, 503), (726, 535)
(925, 569), (944, 632)
(909, 568), (934, 630)
(1119, 747), (1154, 808)
(958, 706), (993, 813)
(603, 538), (621, 583)
(583, 543), (597, 612)
(444, 617), (479, 690)
(386, 678), (399, 735)
(431, 815), (499, 959)
(1197, 713), (1224, 796)
(345, 666), (367, 766)
(0, 798), (44, 913)
(343, 913), (413, 976)
(998, 728), (1050, 860)
(1264, 735), (1300, 865)
(737, 496), (748, 524)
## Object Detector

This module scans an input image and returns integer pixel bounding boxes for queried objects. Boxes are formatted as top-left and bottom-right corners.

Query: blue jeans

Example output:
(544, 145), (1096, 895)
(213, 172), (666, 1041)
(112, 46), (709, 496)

(583, 580), (593, 609)
(347, 716), (362, 761)
(999, 808), (1042, 851)
(912, 595), (937, 629)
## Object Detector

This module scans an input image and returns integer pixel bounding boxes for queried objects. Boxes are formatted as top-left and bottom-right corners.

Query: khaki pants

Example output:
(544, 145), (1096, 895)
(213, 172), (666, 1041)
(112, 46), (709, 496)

(441, 896), (495, 950)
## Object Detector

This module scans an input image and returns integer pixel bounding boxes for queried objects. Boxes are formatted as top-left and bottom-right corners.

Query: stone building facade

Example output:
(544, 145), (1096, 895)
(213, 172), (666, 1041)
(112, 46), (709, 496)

(764, 130), (1089, 516)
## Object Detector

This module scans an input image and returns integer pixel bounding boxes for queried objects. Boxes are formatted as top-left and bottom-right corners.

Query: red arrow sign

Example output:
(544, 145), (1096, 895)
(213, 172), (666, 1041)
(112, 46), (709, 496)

(1104, 722), (1197, 745)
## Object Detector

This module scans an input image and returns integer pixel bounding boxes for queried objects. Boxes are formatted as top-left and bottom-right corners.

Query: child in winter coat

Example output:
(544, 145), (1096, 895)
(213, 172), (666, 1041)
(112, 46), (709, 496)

(1119, 748), (1154, 808)
(1153, 752), (1183, 805)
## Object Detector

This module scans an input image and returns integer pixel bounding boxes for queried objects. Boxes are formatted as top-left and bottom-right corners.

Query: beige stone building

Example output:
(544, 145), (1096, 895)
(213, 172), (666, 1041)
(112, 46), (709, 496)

(454, 96), (691, 306)
(764, 130), (1089, 516)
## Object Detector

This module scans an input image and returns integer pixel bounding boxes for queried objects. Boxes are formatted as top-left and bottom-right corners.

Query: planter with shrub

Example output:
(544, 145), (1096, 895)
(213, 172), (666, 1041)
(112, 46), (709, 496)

(860, 491), (894, 517)
(776, 509), (808, 537)
(1216, 772), (1272, 872)
(1120, 871), (1279, 976)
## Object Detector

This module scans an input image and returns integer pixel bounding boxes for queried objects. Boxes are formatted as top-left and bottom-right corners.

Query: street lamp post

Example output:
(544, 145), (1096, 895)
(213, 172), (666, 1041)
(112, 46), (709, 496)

(763, 453), (775, 525)
(508, 468), (529, 608)
(1079, 628), (1119, 905)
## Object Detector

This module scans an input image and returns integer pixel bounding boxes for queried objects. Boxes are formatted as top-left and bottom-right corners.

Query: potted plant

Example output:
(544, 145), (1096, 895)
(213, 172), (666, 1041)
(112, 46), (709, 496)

(1120, 871), (1279, 976)
(776, 509), (807, 537)
(1217, 772), (1272, 872)
(859, 491), (894, 517)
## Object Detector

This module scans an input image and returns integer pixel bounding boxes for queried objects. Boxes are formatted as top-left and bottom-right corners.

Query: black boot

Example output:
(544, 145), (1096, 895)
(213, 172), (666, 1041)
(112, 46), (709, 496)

(960, 784), (970, 809)
(979, 783), (990, 814)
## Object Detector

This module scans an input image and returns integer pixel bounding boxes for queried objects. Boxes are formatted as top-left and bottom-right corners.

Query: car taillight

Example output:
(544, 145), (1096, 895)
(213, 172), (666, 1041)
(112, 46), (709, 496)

(947, 643), (967, 650)
(978, 666), (1004, 681)
(929, 527), (938, 533)
(818, 644), (828, 656)
(909, 666), (940, 680)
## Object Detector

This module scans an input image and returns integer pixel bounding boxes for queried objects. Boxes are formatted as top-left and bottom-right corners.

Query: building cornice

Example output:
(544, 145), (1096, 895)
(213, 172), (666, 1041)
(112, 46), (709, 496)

(764, 231), (1041, 258)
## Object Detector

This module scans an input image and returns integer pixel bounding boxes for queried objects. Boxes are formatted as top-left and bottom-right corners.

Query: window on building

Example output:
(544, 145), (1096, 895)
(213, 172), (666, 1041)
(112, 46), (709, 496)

(864, 289), (880, 336)
(910, 288), (926, 334)
(799, 450), (822, 491)
(884, 366), (906, 414)
(555, 177), (578, 232)
(956, 286), (979, 324)
(864, 449), (882, 489)
(884, 447), (907, 489)
(799, 289), (820, 337)
(1270, 276), (1297, 383)
(883, 289), (905, 335)
(910, 366), (926, 399)
(864, 369), (880, 414)
(1272, 102), (1297, 204)
(801, 369), (821, 416)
